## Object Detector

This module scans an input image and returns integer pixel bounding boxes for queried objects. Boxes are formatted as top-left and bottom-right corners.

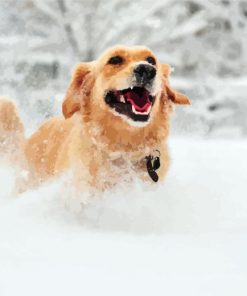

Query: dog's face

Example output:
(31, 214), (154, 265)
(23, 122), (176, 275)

(94, 46), (162, 126)
(62, 46), (190, 128)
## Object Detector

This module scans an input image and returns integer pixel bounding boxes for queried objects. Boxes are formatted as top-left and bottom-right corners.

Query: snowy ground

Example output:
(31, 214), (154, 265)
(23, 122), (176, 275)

(0, 138), (247, 296)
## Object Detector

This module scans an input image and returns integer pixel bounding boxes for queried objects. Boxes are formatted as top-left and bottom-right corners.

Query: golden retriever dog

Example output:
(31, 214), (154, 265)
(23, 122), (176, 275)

(0, 45), (190, 192)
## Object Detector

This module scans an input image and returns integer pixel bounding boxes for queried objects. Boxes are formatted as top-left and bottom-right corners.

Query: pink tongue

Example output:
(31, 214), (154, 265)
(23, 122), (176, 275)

(124, 90), (151, 112)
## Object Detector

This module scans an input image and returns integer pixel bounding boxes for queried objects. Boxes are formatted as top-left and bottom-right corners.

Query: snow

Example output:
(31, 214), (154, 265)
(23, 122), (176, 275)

(1, 1), (247, 293)
(0, 137), (247, 296)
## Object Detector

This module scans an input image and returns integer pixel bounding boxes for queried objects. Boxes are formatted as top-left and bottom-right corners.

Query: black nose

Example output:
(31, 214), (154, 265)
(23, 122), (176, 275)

(134, 64), (156, 83)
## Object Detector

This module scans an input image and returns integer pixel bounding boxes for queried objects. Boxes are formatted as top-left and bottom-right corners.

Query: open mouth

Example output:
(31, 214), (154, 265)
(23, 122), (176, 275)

(105, 87), (155, 122)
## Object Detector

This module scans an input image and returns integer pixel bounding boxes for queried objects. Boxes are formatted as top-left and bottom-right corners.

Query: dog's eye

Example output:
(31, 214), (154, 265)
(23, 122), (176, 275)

(146, 56), (156, 65)
(108, 56), (124, 65)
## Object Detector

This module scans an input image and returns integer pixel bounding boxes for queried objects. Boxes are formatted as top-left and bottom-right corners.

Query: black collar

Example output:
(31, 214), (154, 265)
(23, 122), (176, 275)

(145, 150), (160, 182)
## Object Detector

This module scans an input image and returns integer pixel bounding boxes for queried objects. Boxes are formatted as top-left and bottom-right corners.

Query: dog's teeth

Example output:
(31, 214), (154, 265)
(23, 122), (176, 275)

(120, 95), (125, 103)
(144, 105), (151, 114)
(132, 105), (136, 114)
(130, 86), (133, 90)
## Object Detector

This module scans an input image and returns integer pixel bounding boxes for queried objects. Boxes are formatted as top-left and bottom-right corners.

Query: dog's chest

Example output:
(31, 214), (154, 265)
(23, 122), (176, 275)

(97, 150), (149, 187)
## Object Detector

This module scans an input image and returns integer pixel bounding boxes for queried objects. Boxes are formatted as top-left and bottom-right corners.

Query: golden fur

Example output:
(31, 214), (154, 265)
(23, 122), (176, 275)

(0, 45), (190, 191)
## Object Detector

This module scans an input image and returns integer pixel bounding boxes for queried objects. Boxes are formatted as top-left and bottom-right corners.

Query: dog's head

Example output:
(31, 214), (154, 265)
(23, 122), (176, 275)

(62, 45), (190, 128)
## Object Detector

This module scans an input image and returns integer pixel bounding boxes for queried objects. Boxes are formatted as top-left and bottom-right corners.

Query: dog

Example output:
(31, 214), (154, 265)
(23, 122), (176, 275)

(0, 45), (190, 192)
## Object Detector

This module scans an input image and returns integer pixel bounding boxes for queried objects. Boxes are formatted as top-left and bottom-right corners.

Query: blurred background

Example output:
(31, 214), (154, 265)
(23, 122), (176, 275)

(0, 0), (247, 137)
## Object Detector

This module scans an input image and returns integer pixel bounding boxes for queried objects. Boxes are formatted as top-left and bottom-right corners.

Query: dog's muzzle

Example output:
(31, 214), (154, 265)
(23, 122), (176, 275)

(104, 63), (157, 123)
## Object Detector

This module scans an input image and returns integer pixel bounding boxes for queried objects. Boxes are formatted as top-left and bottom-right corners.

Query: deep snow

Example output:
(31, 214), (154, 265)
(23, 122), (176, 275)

(0, 138), (247, 296)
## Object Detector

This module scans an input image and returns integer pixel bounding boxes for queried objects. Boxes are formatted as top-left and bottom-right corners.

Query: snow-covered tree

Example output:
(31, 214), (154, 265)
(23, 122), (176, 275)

(0, 0), (246, 136)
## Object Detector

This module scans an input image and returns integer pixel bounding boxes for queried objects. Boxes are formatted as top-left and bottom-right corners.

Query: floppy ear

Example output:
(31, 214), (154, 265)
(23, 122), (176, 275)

(161, 64), (191, 105)
(62, 63), (93, 118)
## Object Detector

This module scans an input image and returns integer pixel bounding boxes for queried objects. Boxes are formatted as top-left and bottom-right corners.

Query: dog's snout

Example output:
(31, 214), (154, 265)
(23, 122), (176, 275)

(134, 64), (156, 83)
